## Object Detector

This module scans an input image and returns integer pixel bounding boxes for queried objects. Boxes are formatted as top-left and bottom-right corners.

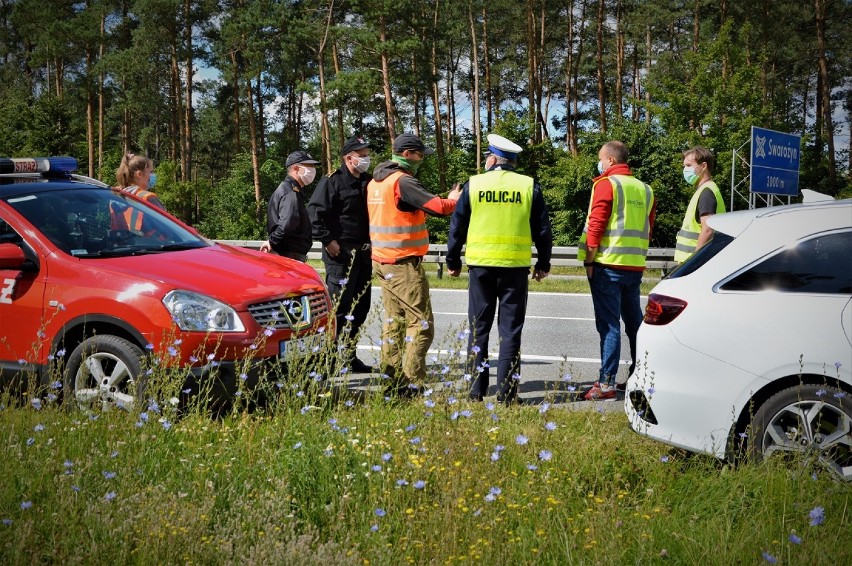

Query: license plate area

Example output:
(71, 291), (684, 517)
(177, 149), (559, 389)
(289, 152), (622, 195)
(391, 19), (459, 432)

(279, 333), (322, 358)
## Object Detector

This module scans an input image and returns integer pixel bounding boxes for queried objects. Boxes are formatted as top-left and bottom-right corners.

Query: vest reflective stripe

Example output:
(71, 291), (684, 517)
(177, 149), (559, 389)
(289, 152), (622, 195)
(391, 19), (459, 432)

(577, 175), (654, 268)
(122, 186), (158, 232)
(674, 181), (725, 262)
(466, 171), (534, 267)
(367, 170), (429, 262)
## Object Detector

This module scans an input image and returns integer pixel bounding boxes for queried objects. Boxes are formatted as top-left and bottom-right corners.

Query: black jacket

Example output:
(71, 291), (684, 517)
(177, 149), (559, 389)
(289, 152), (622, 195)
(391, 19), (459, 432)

(308, 164), (371, 247)
(267, 176), (312, 255)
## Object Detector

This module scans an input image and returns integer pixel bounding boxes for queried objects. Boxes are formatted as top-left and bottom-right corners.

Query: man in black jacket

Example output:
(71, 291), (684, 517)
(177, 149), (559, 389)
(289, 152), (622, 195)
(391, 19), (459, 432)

(260, 150), (319, 262)
(308, 136), (375, 374)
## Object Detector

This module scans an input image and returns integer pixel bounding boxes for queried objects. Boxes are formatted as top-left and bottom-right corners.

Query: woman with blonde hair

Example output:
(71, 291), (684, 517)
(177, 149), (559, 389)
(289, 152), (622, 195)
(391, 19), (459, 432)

(115, 152), (165, 210)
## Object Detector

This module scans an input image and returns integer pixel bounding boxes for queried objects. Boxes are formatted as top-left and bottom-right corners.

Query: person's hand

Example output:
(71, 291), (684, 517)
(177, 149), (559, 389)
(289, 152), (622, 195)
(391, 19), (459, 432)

(448, 268), (461, 278)
(584, 264), (594, 280)
(259, 240), (271, 253)
(325, 240), (341, 258)
(447, 182), (462, 201)
(532, 269), (548, 282)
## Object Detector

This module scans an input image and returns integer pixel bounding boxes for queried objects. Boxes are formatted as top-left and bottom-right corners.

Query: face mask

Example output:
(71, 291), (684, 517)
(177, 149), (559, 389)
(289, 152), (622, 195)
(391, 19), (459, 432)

(148, 173), (157, 189)
(683, 167), (699, 186)
(392, 154), (421, 175)
(597, 161), (605, 175)
(298, 167), (316, 185)
(351, 156), (371, 174)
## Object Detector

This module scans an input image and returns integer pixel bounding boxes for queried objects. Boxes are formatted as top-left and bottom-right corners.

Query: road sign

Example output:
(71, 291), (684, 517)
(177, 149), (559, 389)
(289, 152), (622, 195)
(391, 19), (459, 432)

(750, 126), (801, 196)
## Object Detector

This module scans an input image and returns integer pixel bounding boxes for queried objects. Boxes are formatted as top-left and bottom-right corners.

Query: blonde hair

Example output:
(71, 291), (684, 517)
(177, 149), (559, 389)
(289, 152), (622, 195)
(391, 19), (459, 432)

(115, 152), (153, 188)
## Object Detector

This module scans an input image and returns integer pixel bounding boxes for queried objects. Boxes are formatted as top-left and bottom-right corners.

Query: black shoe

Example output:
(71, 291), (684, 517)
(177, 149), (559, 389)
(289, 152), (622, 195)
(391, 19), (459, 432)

(615, 381), (627, 392)
(385, 383), (421, 399)
(350, 357), (376, 374)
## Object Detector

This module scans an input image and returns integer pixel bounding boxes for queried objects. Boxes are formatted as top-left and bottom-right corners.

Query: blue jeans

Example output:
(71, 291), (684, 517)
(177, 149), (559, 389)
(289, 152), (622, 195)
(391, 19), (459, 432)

(589, 266), (643, 386)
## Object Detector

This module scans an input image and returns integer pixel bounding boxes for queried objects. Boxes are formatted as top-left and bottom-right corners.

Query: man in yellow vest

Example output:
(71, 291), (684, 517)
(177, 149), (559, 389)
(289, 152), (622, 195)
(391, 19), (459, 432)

(367, 133), (461, 397)
(446, 134), (553, 405)
(578, 141), (655, 400)
(675, 146), (726, 263)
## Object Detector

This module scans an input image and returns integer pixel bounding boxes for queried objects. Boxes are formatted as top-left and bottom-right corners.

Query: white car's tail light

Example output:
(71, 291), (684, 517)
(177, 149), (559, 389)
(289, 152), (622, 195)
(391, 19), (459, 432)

(644, 293), (688, 325)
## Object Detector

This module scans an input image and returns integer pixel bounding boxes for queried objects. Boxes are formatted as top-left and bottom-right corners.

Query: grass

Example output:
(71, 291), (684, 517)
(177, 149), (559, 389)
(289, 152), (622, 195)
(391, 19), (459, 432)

(306, 261), (664, 294)
(2, 377), (850, 564)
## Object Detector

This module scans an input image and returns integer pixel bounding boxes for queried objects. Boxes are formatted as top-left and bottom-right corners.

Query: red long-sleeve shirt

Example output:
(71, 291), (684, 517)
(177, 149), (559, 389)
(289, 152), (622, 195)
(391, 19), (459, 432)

(586, 163), (656, 272)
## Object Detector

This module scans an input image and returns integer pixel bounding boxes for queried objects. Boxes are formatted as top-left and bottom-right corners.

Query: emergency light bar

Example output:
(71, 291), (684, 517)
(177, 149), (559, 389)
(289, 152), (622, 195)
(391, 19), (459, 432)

(0, 157), (78, 175)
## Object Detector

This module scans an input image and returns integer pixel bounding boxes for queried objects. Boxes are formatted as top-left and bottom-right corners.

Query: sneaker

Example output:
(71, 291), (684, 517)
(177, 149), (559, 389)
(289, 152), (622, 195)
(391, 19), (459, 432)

(583, 383), (617, 401)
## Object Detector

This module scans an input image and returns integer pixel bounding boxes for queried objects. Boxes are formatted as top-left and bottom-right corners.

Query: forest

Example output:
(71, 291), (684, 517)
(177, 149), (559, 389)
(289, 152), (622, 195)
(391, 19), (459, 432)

(0, 0), (849, 248)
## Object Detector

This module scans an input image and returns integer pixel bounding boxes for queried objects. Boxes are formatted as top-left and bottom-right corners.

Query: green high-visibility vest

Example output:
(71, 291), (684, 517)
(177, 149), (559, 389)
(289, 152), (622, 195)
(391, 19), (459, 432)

(578, 175), (654, 268)
(466, 170), (534, 267)
(674, 181), (725, 263)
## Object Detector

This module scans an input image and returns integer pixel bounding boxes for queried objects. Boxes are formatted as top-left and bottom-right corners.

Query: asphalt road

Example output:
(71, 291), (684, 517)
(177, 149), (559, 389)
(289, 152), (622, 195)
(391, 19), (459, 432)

(353, 287), (647, 405)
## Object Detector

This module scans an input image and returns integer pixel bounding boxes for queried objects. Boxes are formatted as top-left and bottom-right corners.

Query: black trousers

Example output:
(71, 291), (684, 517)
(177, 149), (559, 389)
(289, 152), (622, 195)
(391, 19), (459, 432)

(467, 266), (529, 400)
(323, 245), (373, 352)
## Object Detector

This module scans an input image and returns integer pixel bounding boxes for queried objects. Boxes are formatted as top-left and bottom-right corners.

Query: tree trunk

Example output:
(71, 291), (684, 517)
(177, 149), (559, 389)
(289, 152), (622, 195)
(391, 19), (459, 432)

(469, 1), (481, 171)
(692, 0), (700, 52)
(332, 41), (345, 150)
(430, 0), (447, 189)
(565, 0), (574, 148)
(526, 1), (538, 142)
(246, 79), (262, 218)
(256, 75), (265, 160)
(571, 0), (588, 154)
(379, 16), (398, 141)
(815, 0), (836, 183)
(631, 44), (639, 122)
(183, 0), (193, 182)
(615, 0), (624, 124)
(596, 0), (607, 133)
(317, 0), (335, 172)
(645, 24), (651, 124)
(170, 40), (182, 164)
(98, 12), (105, 174)
(85, 46), (95, 177)
(230, 51), (242, 152)
(482, 6), (492, 131)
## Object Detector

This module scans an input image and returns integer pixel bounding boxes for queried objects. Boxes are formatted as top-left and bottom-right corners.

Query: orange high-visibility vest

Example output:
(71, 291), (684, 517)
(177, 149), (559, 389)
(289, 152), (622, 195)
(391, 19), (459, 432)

(367, 170), (429, 263)
(122, 186), (160, 232)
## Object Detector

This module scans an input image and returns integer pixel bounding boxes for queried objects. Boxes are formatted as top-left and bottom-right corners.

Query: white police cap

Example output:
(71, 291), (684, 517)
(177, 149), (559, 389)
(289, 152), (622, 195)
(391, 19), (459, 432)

(486, 134), (523, 159)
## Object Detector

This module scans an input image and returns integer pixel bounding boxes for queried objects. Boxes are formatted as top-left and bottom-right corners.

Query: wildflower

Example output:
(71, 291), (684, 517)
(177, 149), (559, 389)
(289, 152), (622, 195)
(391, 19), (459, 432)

(89, 414), (98, 421)
(484, 492), (496, 502)
(409, 437), (421, 445)
(328, 418), (337, 426)
(139, 412), (149, 422)
(264, 327), (274, 337)
(489, 486), (502, 496)
(494, 445), (505, 452)
(374, 508), (386, 517)
(539, 402), (550, 414)
(104, 491), (117, 502)
(384, 273), (393, 280)
(147, 400), (160, 413)
(396, 479), (409, 487)
(516, 434), (529, 446)
(491, 413), (499, 421)
(110, 450), (119, 458)
(424, 399), (435, 408)
(490, 452), (500, 462)
(50, 380), (62, 389)
(450, 411), (459, 421)
(648, 386), (656, 395)
(761, 551), (777, 564)
(527, 464), (538, 471)
(809, 506), (825, 526)
(370, 524), (379, 532)
(485, 402), (495, 411)
(660, 455), (669, 463)
(26, 438), (34, 446)
(835, 361), (842, 369)
(788, 533), (802, 544)
(1, 519), (11, 526)
(301, 406), (311, 414)
(371, 465), (382, 472)
(834, 391), (847, 399)
(207, 353), (216, 361)
(56, 348), (66, 357)
(406, 424), (417, 432)
(102, 471), (117, 479)
(161, 420), (172, 430)
(324, 448), (333, 457)
(296, 391), (305, 398)
(471, 345), (481, 354)
(183, 388), (192, 394)
(413, 480), (425, 489)
(566, 385), (576, 392)
(18, 358), (26, 365)
(71, 485), (80, 492)
(293, 442), (302, 449)
(815, 389), (826, 397)
(239, 373), (248, 381)
(135, 421), (144, 428)
(460, 409), (473, 418)
(562, 373), (572, 381)
(64, 460), (74, 469)
(544, 421), (557, 431)
(538, 450), (552, 462)
(447, 396), (458, 405)
(30, 398), (42, 410)
(738, 432), (747, 439)
(344, 400), (354, 407)
(20, 501), (32, 510)
(463, 373), (472, 382)
(167, 346), (178, 357)
(511, 373), (520, 381)
(381, 452), (392, 462)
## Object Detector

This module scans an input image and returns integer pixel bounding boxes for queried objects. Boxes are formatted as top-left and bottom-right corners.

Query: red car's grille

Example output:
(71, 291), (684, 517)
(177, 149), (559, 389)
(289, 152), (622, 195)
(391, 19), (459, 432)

(247, 291), (329, 330)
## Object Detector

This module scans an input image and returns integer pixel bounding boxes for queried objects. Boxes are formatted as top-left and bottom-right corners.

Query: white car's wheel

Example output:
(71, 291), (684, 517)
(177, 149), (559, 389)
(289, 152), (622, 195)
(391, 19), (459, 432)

(750, 384), (852, 482)
(64, 335), (145, 412)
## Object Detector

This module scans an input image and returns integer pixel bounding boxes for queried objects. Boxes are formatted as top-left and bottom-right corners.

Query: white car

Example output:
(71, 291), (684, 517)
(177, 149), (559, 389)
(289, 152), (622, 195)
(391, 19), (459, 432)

(625, 199), (852, 480)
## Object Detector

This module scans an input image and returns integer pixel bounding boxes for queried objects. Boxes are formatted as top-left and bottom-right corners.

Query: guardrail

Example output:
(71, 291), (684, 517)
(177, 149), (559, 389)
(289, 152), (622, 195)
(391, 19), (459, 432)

(217, 240), (677, 278)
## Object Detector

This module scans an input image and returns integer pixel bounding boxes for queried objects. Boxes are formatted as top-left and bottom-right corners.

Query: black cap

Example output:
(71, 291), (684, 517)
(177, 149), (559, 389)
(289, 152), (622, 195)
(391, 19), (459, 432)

(340, 135), (370, 156)
(285, 150), (319, 168)
(392, 133), (434, 156)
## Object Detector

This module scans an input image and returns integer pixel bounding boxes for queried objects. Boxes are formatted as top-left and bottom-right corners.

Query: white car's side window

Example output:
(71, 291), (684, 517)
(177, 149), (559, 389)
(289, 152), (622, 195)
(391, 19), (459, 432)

(722, 230), (852, 294)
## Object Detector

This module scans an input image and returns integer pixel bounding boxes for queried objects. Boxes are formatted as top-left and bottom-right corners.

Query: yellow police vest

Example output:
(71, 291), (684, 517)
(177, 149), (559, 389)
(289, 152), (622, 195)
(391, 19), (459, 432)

(466, 170), (534, 267)
(577, 175), (654, 268)
(674, 181), (725, 263)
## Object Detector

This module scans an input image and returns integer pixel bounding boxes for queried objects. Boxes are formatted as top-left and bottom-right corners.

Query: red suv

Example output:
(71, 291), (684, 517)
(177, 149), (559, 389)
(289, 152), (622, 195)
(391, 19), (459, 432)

(0, 157), (331, 410)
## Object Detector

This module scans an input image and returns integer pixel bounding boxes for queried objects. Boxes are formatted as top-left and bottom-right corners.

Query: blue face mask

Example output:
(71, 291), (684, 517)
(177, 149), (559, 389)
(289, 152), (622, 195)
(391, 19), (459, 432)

(148, 173), (157, 189)
(683, 167), (699, 186)
(597, 161), (605, 175)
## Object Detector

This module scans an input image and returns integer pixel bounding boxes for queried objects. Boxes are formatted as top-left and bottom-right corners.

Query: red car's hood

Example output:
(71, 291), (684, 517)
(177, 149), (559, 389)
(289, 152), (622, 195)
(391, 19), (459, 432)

(77, 243), (325, 308)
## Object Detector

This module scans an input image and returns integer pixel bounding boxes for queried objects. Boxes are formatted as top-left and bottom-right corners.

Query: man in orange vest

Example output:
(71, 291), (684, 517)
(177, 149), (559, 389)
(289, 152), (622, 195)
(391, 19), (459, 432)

(367, 133), (461, 397)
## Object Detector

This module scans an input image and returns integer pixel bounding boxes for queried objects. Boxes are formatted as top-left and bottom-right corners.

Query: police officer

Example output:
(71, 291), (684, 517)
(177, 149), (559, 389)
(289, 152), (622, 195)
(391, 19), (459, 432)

(308, 136), (375, 373)
(579, 140), (655, 400)
(260, 150), (319, 262)
(674, 146), (725, 263)
(446, 134), (553, 405)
